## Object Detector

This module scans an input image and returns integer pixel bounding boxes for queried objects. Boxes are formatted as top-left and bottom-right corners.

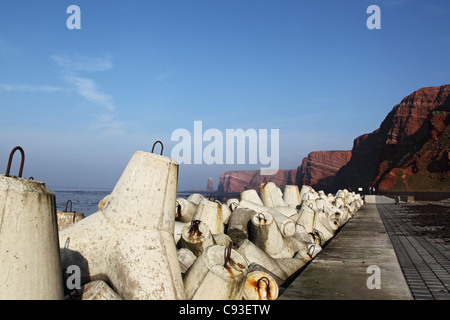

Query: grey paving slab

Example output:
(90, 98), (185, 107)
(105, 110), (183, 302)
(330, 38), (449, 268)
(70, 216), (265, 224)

(279, 203), (413, 300)
(377, 203), (450, 300)
(278, 198), (450, 300)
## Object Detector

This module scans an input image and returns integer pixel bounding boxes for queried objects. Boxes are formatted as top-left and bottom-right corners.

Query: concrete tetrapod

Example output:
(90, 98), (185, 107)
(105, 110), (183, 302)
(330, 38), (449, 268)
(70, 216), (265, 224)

(246, 263), (285, 286)
(187, 193), (205, 206)
(299, 185), (315, 203)
(283, 185), (301, 209)
(315, 199), (340, 233)
(174, 221), (188, 243)
(327, 193), (336, 204)
(260, 182), (287, 208)
(243, 271), (279, 300)
(296, 202), (333, 246)
(335, 196), (345, 209)
(285, 236), (321, 261)
(98, 194), (110, 210)
(227, 207), (258, 244)
(221, 201), (232, 225)
(273, 237), (322, 278)
(331, 205), (348, 227)
(346, 201), (359, 216)
(253, 188), (300, 221)
(59, 151), (185, 300)
(192, 198), (224, 235)
(240, 189), (264, 205)
(240, 193), (299, 222)
(57, 210), (84, 231)
(296, 202), (317, 234)
(177, 248), (197, 274)
(0, 175), (64, 300)
(81, 280), (122, 300)
(213, 233), (233, 247)
(236, 239), (288, 281)
(297, 198), (337, 240)
(316, 196), (330, 213)
(177, 220), (216, 257)
(176, 198), (197, 223)
(275, 255), (311, 278)
(226, 198), (239, 211)
(329, 196), (350, 225)
(237, 199), (296, 237)
(316, 196), (348, 226)
(248, 212), (296, 259)
(293, 224), (317, 244)
(183, 244), (248, 300)
(312, 217), (335, 244)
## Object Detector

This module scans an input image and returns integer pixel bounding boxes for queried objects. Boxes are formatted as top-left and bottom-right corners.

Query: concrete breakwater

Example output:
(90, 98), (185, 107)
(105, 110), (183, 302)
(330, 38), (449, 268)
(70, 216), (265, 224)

(0, 146), (364, 300)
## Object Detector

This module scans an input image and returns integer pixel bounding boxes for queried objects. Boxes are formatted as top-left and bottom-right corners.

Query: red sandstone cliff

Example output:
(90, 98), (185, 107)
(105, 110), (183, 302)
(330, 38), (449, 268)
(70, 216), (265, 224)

(206, 177), (214, 191)
(295, 151), (352, 192)
(217, 169), (297, 194)
(216, 85), (450, 194)
(335, 85), (450, 192)
(216, 150), (350, 194)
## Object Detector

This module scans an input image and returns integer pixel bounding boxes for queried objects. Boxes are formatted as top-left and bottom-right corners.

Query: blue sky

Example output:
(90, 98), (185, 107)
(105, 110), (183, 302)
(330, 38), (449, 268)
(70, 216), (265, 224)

(1, 0), (449, 191)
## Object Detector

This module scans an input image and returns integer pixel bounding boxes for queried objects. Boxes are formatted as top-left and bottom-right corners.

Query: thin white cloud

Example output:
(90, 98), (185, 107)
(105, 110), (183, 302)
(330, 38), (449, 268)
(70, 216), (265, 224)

(50, 53), (124, 136)
(1, 84), (67, 93)
(2, 53), (124, 136)
(51, 54), (113, 73)
(156, 72), (175, 82)
(89, 113), (126, 136)
(0, 38), (24, 58)
(64, 75), (115, 111)
(155, 71), (176, 92)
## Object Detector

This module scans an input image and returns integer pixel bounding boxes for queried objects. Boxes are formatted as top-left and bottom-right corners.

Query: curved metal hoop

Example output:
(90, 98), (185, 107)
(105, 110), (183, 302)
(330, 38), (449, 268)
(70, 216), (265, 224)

(151, 140), (164, 155)
(5, 146), (25, 178)
(256, 212), (267, 223)
(223, 242), (233, 267)
(65, 200), (73, 212)
(256, 276), (271, 298)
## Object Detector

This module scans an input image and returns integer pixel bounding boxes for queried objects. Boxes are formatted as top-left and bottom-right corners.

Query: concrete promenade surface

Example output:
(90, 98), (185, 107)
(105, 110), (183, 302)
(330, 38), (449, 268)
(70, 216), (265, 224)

(377, 203), (450, 300)
(279, 196), (414, 300)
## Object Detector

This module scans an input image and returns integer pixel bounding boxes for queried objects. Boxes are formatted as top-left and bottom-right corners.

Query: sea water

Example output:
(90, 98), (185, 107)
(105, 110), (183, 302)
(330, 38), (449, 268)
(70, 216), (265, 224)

(54, 189), (112, 217)
(53, 189), (214, 217)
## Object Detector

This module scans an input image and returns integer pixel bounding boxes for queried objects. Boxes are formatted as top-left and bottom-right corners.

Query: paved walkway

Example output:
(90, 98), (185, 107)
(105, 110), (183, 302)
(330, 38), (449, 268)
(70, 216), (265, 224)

(279, 200), (413, 299)
(279, 196), (450, 300)
(377, 203), (450, 300)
